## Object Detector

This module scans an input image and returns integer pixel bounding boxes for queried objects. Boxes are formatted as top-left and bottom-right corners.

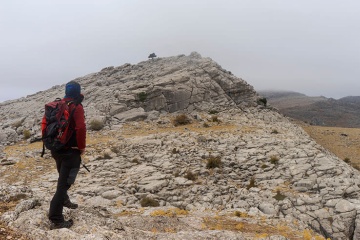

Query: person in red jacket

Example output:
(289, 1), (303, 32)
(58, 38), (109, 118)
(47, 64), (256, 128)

(48, 81), (86, 229)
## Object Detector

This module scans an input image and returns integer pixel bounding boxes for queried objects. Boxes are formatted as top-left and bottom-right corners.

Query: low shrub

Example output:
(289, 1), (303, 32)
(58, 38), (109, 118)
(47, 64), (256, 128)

(140, 197), (159, 207)
(271, 129), (279, 134)
(270, 156), (279, 165)
(261, 164), (269, 169)
(273, 190), (286, 201)
(246, 176), (256, 190)
(173, 114), (191, 126)
(257, 97), (267, 106)
(132, 158), (140, 164)
(184, 170), (197, 181)
(138, 92), (147, 102)
(172, 148), (180, 154)
(23, 129), (31, 139)
(206, 156), (221, 169)
(344, 157), (351, 164)
(90, 119), (104, 131)
(203, 123), (210, 128)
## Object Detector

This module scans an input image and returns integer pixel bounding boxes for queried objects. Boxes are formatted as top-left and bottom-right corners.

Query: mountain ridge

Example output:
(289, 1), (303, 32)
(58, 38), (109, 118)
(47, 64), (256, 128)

(259, 90), (360, 127)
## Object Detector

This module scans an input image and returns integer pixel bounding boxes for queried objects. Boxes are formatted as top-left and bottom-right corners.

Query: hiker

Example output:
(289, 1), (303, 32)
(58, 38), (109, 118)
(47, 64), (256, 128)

(45, 81), (86, 229)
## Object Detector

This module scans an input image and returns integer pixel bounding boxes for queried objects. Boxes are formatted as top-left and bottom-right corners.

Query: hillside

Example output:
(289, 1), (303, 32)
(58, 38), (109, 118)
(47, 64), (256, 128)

(259, 91), (360, 128)
(1, 53), (360, 239)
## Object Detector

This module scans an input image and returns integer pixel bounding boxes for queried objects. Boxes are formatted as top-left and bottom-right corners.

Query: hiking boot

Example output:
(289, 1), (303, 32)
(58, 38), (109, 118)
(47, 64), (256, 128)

(63, 199), (78, 209)
(50, 219), (73, 230)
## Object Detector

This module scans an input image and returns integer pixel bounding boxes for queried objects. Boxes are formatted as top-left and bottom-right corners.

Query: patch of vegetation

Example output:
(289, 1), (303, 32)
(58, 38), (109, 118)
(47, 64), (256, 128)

(209, 110), (218, 114)
(234, 211), (250, 218)
(273, 190), (286, 201)
(89, 119), (104, 131)
(150, 208), (188, 217)
(344, 157), (351, 164)
(174, 170), (180, 177)
(203, 122), (210, 128)
(173, 114), (191, 126)
(137, 92), (147, 102)
(184, 170), (197, 181)
(261, 164), (269, 169)
(206, 156), (222, 169)
(246, 176), (257, 190)
(257, 97), (267, 106)
(172, 148), (179, 154)
(132, 158), (140, 164)
(23, 129), (31, 139)
(140, 197), (159, 207)
(271, 129), (279, 134)
(270, 156), (279, 165)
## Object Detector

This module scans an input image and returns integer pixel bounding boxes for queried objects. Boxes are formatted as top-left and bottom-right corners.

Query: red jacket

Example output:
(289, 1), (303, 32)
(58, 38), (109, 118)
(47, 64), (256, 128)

(41, 97), (86, 150)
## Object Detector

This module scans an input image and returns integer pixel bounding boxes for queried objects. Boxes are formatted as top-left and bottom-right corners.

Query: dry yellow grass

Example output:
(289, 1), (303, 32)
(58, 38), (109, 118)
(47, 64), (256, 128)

(301, 124), (360, 167)
(202, 215), (327, 240)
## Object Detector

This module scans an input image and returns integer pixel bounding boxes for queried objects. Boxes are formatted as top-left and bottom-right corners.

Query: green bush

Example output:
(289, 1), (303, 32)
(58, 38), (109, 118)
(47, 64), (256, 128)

(140, 197), (159, 207)
(257, 97), (267, 106)
(90, 119), (104, 131)
(23, 129), (31, 139)
(273, 190), (286, 201)
(344, 157), (351, 164)
(173, 114), (191, 127)
(138, 92), (147, 102)
(206, 156), (222, 169)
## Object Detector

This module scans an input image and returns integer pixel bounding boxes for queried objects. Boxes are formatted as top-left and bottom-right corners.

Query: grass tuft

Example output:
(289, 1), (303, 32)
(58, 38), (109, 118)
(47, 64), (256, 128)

(140, 197), (159, 207)
(173, 114), (191, 126)
(206, 156), (221, 169)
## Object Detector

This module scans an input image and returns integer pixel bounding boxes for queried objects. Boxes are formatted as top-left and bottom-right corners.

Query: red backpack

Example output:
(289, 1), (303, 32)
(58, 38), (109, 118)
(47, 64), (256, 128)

(41, 98), (76, 156)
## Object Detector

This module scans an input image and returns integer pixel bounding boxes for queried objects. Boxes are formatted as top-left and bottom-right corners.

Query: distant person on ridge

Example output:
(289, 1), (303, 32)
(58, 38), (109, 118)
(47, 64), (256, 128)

(44, 81), (86, 229)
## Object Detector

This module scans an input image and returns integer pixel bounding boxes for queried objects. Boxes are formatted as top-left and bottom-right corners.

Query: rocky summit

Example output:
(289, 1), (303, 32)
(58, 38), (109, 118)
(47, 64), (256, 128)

(0, 52), (359, 239)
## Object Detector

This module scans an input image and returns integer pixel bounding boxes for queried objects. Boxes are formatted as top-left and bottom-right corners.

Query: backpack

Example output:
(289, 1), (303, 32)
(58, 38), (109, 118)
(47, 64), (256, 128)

(41, 98), (77, 157)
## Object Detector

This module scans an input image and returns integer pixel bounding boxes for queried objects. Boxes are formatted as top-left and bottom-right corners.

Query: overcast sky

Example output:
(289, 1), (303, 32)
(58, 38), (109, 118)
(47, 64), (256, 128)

(1, 0), (359, 102)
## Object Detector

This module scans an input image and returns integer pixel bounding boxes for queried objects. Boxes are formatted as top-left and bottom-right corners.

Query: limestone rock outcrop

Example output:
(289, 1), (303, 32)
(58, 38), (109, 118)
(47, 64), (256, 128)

(0, 52), (258, 145)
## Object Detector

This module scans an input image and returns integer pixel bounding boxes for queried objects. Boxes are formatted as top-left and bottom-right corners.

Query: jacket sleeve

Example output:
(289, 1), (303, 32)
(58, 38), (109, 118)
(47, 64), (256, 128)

(73, 104), (86, 150)
(41, 115), (46, 136)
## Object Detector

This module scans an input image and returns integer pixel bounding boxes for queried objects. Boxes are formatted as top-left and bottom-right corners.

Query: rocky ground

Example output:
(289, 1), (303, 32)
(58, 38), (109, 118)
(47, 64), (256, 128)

(0, 107), (351, 239)
(0, 52), (357, 239)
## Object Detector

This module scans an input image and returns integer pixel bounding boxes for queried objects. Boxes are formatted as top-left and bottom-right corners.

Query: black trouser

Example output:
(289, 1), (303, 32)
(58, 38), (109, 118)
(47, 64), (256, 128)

(49, 149), (81, 223)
